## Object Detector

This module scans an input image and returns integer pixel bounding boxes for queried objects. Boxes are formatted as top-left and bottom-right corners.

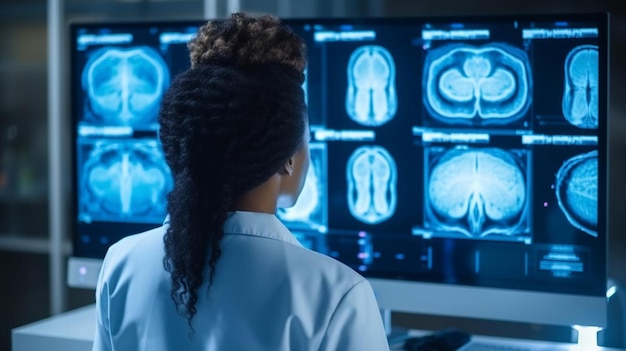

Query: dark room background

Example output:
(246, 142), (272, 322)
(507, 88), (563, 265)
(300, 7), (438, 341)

(1, 0), (624, 350)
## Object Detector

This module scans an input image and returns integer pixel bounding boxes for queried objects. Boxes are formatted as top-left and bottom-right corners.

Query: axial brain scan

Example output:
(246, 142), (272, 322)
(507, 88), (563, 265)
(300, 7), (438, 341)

(427, 147), (527, 237)
(423, 43), (531, 125)
(346, 45), (397, 127)
(555, 150), (597, 236)
(346, 145), (397, 224)
(562, 45), (599, 129)
(81, 46), (170, 126)
(80, 141), (172, 222)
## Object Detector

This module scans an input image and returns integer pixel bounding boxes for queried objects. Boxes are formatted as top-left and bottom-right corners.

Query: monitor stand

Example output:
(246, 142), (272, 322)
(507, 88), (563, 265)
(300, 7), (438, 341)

(573, 325), (602, 349)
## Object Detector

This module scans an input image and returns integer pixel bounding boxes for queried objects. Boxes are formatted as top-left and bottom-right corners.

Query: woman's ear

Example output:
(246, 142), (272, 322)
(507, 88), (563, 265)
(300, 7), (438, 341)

(283, 157), (294, 176)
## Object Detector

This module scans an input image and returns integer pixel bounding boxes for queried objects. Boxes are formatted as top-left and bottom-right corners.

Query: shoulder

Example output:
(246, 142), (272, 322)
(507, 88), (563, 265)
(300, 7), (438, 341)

(111, 225), (164, 252)
(283, 243), (368, 296)
(100, 226), (166, 277)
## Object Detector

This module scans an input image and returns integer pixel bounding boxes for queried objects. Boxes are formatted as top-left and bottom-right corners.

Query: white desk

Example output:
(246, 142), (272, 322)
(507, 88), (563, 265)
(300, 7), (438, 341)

(12, 305), (95, 351)
(12, 305), (626, 351)
(389, 330), (626, 351)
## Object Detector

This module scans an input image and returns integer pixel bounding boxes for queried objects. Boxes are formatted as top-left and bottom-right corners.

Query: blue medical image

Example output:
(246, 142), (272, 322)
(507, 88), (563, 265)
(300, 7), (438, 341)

(78, 139), (172, 223)
(81, 46), (170, 126)
(277, 143), (328, 232)
(562, 45), (598, 129)
(346, 45), (397, 127)
(423, 43), (531, 126)
(555, 150), (597, 236)
(346, 145), (397, 225)
(425, 147), (529, 239)
(303, 68), (308, 107)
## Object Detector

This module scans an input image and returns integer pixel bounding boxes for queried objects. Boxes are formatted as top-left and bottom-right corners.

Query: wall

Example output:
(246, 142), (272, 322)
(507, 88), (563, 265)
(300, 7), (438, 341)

(383, 0), (626, 347)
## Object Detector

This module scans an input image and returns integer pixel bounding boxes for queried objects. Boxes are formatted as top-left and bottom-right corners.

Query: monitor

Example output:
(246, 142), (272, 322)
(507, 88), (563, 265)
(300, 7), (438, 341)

(67, 20), (203, 286)
(282, 14), (609, 330)
(68, 13), (609, 332)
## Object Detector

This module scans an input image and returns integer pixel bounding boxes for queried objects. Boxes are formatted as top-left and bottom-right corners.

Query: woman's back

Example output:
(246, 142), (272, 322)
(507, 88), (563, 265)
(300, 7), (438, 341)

(94, 211), (389, 350)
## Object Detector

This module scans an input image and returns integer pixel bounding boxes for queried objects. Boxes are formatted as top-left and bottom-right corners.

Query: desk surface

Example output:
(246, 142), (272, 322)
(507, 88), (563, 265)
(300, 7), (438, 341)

(12, 305), (626, 351)
(390, 330), (626, 351)
(12, 305), (95, 351)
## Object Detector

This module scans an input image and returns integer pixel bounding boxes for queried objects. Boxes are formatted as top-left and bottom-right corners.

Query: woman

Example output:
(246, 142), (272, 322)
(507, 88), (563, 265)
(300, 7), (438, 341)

(93, 13), (389, 351)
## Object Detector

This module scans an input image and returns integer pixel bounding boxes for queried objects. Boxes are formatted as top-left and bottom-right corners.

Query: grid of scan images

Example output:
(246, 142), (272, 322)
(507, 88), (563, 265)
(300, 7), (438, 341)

(284, 19), (601, 241)
(72, 17), (606, 290)
(74, 24), (198, 227)
(279, 17), (605, 287)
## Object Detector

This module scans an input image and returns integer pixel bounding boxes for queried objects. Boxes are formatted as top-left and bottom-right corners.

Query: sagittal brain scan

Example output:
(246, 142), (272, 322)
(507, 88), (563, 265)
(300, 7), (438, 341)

(277, 144), (327, 232)
(81, 46), (170, 126)
(555, 150), (597, 236)
(346, 145), (397, 224)
(79, 140), (172, 223)
(423, 43), (531, 125)
(426, 147), (528, 238)
(346, 45), (397, 127)
(562, 45), (598, 129)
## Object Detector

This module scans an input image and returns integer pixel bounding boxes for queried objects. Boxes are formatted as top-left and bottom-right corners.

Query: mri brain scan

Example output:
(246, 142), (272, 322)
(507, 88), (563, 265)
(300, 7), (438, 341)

(423, 43), (531, 125)
(426, 147), (527, 238)
(562, 45), (598, 129)
(81, 46), (170, 126)
(346, 45), (397, 127)
(346, 145), (397, 224)
(277, 145), (327, 232)
(555, 150), (597, 236)
(79, 140), (172, 222)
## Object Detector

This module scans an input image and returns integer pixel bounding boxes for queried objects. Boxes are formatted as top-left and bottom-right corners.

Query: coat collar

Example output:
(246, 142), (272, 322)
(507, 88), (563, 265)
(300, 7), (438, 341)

(163, 211), (302, 247)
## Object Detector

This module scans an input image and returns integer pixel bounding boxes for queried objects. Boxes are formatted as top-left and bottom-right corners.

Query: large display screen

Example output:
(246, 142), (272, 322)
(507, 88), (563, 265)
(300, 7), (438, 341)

(71, 22), (202, 257)
(71, 15), (607, 300)
(284, 16), (607, 298)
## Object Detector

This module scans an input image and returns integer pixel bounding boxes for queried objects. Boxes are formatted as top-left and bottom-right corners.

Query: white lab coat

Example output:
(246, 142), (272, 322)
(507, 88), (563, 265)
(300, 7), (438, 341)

(93, 211), (390, 351)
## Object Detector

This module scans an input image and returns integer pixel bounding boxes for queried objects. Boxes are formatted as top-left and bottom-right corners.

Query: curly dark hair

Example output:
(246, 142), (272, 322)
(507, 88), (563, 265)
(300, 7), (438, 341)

(158, 13), (307, 329)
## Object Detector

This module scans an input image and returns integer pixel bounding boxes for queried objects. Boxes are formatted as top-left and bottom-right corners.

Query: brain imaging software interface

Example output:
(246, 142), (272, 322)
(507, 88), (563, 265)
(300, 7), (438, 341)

(72, 17), (606, 296)
(72, 23), (200, 256)
(282, 17), (605, 296)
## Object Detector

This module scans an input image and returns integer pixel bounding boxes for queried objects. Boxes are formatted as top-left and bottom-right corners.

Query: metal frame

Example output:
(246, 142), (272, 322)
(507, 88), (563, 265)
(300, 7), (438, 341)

(48, 0), (67, 315)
